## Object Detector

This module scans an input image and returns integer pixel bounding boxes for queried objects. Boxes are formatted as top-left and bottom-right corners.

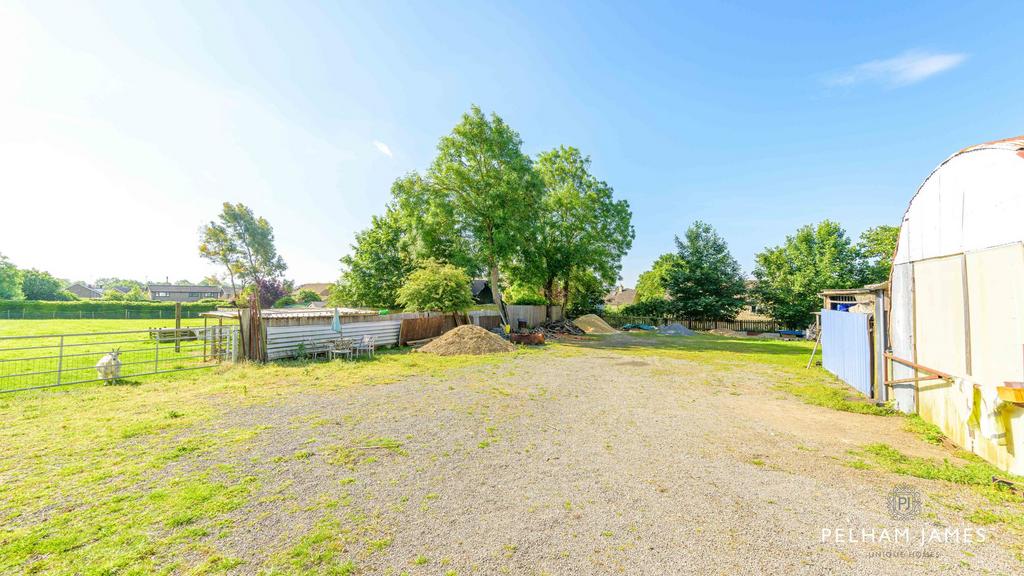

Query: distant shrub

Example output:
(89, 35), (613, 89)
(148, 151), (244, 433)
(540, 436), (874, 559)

(296, 289), (322, 304)
(273, 295), (297, 308)
(619, 298), (677, 318)
(0, 300), (220, 319)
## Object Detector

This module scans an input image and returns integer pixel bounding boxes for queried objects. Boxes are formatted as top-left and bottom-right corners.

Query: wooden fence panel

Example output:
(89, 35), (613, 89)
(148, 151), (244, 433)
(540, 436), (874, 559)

(400, 316), (445, 345)
(506, 305), (547, 328)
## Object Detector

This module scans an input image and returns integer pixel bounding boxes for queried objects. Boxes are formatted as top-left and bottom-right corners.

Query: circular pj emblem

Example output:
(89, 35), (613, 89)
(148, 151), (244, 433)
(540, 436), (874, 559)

(888, 484), (922, 521)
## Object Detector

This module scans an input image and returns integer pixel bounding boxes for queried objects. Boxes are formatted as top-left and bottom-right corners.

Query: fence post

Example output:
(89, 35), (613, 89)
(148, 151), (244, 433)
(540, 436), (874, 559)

(155, 338), (160, 373)
(174, 303), (182, 353)
(56, 336), (64, 386)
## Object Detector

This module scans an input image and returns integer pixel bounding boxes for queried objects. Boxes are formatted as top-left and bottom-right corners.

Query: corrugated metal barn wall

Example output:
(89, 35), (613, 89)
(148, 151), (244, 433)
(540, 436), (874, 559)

(821, 309), (872, 397)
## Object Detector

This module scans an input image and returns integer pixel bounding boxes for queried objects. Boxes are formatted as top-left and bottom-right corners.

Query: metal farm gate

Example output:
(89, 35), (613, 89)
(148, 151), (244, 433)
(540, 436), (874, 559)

(821, 309), (872, 397)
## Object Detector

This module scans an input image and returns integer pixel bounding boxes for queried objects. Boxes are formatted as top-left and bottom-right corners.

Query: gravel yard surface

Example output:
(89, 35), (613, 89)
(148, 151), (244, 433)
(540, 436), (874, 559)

(179, 338), (1020, 574)
(3, 335), (1021, 575)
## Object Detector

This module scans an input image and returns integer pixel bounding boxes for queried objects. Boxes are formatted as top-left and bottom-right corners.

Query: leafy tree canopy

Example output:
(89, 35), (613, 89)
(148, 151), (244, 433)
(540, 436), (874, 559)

(427, 105), (544, 322)
(664, 221), (746, 321)
(856, 225), (899, 284)
(200, 202), (286, 293)
(531, 146), (634, 309)
(752, 220), (860, 328)
(396, 260), (474, 313)
(634, 253), (678, 304)
(331, 208), (415, 309)
(0, 254), (24, 300)
(21, 269), (70, 301)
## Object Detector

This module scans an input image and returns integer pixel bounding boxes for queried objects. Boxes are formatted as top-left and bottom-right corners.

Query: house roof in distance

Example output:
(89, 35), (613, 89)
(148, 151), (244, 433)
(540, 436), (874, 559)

(147, 283), (225, 293)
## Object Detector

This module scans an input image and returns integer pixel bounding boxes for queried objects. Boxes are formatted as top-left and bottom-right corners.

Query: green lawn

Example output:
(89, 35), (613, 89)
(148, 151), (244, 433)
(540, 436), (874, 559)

(0, 319), (235, 392)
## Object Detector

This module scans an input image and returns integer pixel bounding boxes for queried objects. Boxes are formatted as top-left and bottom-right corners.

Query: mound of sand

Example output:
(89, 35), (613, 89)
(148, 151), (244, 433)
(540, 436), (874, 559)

(657, 322), (695, 336)
(572, 314), (618, 334)
(418, 325), (515, 356)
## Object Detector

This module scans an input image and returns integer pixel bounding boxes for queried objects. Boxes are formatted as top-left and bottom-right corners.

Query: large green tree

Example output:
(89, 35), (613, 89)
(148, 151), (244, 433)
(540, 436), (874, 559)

(199, 202), (287, 295)
(330, 208), (415, 309)
(752, 220), (860, 328)
(856, 225), (900, 284)
(0, 254), (24, 300)
(634, 253), (678, 303)
(664, 221), (745, 320)
(396, 260), (474, 314)
(427, 106), (544, 324)
(21, 269), (70, 301)
(532, 146), (634, 316)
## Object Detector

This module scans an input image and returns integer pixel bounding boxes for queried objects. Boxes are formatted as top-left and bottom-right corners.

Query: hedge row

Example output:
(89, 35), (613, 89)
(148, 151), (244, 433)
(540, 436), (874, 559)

(0, 300), (230, 320)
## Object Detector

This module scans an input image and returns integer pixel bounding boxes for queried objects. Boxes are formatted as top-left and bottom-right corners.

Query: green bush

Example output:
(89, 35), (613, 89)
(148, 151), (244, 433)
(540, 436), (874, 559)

(295, 289), (322, 304)
(273, 296), (297, 308)
(619, 298), (677, 318)
(397, 260), (474, 313)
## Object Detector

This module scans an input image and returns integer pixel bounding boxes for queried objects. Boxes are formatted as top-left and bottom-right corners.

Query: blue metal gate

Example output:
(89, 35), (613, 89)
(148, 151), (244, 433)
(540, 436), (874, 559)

(821, 309), (872, 397)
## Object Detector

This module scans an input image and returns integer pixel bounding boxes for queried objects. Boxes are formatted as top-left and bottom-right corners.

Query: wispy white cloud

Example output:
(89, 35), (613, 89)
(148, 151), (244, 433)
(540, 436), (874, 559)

(825, 50), (967, 88)
(373, 140), (393, 158)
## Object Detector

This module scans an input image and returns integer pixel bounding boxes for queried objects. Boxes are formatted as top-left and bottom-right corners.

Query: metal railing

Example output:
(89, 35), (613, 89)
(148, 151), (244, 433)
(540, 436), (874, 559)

(0, 326), (238, 393)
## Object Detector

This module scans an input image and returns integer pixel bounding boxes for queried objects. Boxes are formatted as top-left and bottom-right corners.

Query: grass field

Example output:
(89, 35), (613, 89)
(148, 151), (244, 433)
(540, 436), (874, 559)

(0, 319), (236, 392)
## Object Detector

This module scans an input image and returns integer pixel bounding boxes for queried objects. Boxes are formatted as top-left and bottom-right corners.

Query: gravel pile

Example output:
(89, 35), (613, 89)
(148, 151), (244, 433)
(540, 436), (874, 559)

(656, 322), (695, 336)
(419, 325), (515, 356)
(572, 314), (618, 334)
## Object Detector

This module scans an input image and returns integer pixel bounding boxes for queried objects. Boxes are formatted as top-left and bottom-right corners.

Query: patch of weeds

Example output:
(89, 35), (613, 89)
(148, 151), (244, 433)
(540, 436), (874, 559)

(367, 537), (392, 553)
(774, 379), (895, 416)
(294, 450), (315, 460)
(904, 414), (945, 445)
(413, 554), (429, 565)
(844, 459), (873, 470)
(966, 509), (1002, 525)
(166, 410), (184, 419)
(339, 477), (356, 486)
(858, 443), (1002, 486)
(600, 531), (613, 537)
(750, 458), (766, 467)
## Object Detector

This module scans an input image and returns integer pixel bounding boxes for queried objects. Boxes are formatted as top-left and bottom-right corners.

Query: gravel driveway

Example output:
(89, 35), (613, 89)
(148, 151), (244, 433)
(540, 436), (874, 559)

(166, 338), (1020, 575)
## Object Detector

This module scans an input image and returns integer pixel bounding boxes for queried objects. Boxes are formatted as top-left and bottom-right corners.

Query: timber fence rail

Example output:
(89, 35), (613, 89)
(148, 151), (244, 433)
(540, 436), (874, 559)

(600, 314), (782, 333)
(0, 325), (238, 393)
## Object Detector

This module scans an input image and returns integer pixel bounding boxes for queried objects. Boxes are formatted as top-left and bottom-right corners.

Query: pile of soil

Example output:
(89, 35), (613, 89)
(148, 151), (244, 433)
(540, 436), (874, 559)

(572, 314), (618, 334)
(657, 323), (695, 336)
(708, 328), (745, 337)
(418, 325), (515, 356)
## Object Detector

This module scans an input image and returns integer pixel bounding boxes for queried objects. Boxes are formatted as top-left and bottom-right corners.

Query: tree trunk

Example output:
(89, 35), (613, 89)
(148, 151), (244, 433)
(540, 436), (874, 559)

(543, 277), (555, 322)
(490, 265), (507, 325)
(561, 276), (570, 314)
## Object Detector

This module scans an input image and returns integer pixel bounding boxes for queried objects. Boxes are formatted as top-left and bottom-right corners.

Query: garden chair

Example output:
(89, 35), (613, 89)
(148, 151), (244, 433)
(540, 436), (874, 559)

(329, 338), (355, 361)
(354, 335), (377, 358)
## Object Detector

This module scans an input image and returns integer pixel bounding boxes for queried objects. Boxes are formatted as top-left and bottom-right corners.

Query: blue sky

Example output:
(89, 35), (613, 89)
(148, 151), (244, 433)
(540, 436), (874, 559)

(2, 1), (1021, 286)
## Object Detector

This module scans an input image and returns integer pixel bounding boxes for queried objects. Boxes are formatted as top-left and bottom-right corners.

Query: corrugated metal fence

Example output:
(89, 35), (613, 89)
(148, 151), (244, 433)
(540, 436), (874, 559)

(265, 320), (402, 360)
(821, 309), (872, 397)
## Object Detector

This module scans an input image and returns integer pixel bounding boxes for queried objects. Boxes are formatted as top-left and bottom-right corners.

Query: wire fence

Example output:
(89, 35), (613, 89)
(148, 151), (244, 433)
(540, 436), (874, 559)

(0, 326), (238, 393)
(0, 308), (217, 320)
(601, 314), (783, 333)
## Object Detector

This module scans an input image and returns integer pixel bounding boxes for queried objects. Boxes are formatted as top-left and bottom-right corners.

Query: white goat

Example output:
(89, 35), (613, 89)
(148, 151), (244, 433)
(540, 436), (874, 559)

(95, 348), (122, 383)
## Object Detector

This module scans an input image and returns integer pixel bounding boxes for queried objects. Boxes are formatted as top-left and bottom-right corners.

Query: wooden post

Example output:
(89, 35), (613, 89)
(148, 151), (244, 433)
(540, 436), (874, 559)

(174, 302), (181, 353)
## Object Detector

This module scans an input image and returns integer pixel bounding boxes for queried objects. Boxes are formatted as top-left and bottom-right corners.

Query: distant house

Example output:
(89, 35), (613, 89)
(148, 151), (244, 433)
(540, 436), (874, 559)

(294, 283), (333, 299)
(147, 284), (227, 303)
(66, 282), (103, 299)
(603, 286), (636, 307)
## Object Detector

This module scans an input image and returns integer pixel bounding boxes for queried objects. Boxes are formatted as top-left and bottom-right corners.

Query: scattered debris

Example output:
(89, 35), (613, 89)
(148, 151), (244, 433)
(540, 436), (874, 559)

(573, 314), (618, 334)
(419, 325), (515, 356)
(541, 320), (585, 336)
(656, 323), (695, 336)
